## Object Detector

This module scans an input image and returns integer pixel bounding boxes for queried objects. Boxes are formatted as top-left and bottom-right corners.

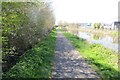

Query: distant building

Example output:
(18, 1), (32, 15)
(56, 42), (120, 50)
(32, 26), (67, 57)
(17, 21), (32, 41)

(101, 23), (112, 30)
(79, 23), (92, 28)
(113, 21), (120, 30)
(101, 22), (119, 30)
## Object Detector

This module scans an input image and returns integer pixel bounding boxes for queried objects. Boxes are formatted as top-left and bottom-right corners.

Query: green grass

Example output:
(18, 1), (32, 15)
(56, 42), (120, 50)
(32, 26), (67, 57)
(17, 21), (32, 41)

(63, 30), (119, 79)
(110, 31), (118, 37)
(3, 29), (57, 78)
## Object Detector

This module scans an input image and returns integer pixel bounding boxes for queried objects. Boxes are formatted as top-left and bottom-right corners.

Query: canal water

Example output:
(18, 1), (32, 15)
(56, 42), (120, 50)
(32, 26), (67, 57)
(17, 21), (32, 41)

(73, 31), (118, 52)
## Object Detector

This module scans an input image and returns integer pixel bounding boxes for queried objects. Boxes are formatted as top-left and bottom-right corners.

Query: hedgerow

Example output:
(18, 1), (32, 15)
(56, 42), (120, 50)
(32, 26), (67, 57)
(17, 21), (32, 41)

(2, 1), (55, 72)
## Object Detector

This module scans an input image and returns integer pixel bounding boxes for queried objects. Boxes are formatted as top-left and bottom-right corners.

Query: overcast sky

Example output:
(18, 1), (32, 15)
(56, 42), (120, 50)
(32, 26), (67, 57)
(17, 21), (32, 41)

(52, 0), (119, 24)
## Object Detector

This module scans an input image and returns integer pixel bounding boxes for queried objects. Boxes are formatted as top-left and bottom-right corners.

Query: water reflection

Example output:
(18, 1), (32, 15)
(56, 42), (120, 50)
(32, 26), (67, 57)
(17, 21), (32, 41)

(74, 31), (118, 52)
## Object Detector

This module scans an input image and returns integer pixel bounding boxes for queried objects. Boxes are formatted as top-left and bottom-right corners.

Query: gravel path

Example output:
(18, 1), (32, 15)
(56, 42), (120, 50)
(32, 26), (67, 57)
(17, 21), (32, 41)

(52, 30), (100, 78)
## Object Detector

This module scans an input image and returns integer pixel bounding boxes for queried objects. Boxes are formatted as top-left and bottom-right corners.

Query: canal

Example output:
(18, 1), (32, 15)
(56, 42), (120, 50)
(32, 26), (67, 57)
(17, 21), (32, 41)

(71, 31), (118, 52)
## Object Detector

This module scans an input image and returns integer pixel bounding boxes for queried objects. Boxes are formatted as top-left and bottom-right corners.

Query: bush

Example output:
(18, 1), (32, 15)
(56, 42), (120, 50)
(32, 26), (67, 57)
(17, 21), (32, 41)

(93, 23), (101, 29)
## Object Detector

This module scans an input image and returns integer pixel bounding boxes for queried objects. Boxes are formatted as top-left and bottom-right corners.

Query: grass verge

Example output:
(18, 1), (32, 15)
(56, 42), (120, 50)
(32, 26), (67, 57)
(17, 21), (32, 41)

(3, 29), (57, 78)
(62, 30), (119, 79)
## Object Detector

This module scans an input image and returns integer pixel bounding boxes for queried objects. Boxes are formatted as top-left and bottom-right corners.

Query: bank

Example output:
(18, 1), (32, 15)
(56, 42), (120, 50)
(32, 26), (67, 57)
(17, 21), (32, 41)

(78, 28), (118, 38)
(62, 29), (119, 79)
(3, 29), (57, 78)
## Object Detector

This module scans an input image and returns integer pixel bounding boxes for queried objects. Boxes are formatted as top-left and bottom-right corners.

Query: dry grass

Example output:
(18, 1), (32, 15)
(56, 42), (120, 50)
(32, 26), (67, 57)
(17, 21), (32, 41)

(63, 26), (118, 38)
